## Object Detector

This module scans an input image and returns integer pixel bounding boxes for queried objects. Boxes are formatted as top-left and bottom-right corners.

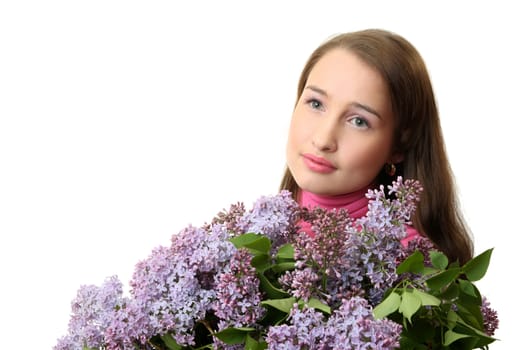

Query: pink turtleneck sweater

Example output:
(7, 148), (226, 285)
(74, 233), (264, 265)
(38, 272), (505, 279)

(298, 188), (419, 247)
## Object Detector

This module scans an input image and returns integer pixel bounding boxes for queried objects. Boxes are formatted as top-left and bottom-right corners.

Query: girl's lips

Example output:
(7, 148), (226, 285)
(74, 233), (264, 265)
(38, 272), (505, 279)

(302, 153), (336, 174)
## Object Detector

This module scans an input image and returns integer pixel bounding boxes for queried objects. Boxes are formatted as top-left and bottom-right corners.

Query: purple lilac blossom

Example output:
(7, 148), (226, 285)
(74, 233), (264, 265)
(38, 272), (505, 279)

(104, 297), (153, 349)
(335, 178), (423, 305)
(320, 297), (402, 349)
(481, 296), (499, 336)
(289, 208), (353, 305)
(102, 224), (238, 348)
(387, 177), (423, 224)
(238, 190), (300, 248)
(123, 245), (213, 346)
(212, 248), (265, 330)
(266, 298), (401, 350)
(287, 179), (422, 307)
(54, 276), (124, 350)
(296, 207), (352, 270)
(279, 267), (320, 301)
(213, 343), (245, 350)
(399, 235), (437, 266)
(206, 202), (246, 235)
(117, 224), (237, 347)
(171, 224), (236, 274)
(57, 178), (496, 349)
(339, 223), (404, 305)
(266, 304), (326, 349)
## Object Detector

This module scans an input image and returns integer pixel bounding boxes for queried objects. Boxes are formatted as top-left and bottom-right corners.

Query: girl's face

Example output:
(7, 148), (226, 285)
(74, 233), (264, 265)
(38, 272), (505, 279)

(286, 48), (401, 196)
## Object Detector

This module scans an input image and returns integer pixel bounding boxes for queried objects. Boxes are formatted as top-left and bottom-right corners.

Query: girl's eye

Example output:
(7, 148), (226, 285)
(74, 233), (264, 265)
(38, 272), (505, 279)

(349, 116), (369, 128)
(307, 98), (323, 110)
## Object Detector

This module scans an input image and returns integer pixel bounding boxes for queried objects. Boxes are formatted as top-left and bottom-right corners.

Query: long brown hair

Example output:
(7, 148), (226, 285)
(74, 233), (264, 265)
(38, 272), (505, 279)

(279, 29), (473, 264)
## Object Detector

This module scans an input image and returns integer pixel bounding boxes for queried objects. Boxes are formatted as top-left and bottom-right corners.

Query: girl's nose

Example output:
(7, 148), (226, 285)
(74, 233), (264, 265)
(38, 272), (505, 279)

(312, 119), (338, 152)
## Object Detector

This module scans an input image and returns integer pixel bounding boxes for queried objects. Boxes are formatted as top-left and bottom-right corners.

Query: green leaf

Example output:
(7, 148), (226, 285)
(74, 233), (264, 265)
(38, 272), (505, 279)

(261, 297), (296, 313)
(257, 272), (289, 299)
(259, 306), (288, 327)
(160, 333), (183, 350)
(276, 243), (295, 262)
(447, 309), (459, 328)
(421, 266), (440, 276)
(230, 233), (261, 248)
(458, 279), (479, 298)
(443, 329), (472, 346)
(214, 327), (255, 345)
(245, 334), (268, 350)
(397, 251), (425, 274)
(271, 262), (296, 273)
(251, 253), (271, 273)
(429, 250), (448, 270)
(373, 291), (401, 319)
(399, 335), (429, 350)
(412, 288), (441, 307)
(425, 267), (461, 291)
(440, 281), (459, 301)
(454, 317), (498, 346)
(399, 319), (436, 348)
(462, 248), (493, 281)
(455, 301), (484, 331)
(399, 290), (421, 323)
(230, 233), (271, 255)
(305, 297), (331, 314)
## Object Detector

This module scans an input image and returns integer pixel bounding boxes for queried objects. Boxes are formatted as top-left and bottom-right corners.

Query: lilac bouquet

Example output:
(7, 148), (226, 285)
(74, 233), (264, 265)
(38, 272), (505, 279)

(55, 177), (499, 349)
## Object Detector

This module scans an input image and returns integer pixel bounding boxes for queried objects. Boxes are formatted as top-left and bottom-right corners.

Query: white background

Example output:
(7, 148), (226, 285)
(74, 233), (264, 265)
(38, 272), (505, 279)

(1, 1), (522, 349)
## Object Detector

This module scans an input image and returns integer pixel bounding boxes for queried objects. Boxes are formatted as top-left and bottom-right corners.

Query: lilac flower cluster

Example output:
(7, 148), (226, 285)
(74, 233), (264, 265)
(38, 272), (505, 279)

(279, 267), (320, 300)
(55, 178), (498, 349)
(55, 276), (125, 350)
(280, 207), (351, 303)
(237, 190), (300, 249)
(265, 298), (401, 349)
(54, 192), (298, 349)
(55, 223), (237, 349)
(206, 202), (246, 235)
(481, 296), (499, 336)
(265, 303), (325, 349)
(213, 248), (265, 330)
(282, 177), (423, 307)
(340, 177), (424, 305)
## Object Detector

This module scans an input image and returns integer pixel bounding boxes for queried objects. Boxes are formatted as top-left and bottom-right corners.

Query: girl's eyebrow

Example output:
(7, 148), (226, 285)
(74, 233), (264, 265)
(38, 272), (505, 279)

(305, 85), (383, 120)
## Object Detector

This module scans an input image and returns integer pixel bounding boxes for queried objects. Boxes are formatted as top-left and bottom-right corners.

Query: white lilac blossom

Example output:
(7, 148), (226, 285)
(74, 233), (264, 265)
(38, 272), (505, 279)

(55, 179), (499, 349)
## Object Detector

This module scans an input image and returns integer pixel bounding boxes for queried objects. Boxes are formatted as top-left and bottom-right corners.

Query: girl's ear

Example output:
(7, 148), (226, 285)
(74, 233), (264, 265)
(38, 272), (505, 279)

(390, 152), (404, 164)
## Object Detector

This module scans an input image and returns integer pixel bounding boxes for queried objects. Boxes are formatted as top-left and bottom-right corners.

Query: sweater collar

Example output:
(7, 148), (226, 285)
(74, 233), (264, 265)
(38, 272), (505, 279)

(298, 187), (370, 219)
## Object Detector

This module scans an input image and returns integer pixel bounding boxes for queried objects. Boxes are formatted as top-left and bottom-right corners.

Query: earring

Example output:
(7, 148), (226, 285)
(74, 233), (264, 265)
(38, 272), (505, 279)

(385, 163), (396, 176)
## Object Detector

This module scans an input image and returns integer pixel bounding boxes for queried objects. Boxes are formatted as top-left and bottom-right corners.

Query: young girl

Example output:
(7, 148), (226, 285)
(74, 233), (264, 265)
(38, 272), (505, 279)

(280, 29), (473, 265)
